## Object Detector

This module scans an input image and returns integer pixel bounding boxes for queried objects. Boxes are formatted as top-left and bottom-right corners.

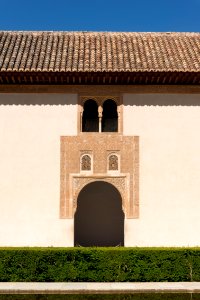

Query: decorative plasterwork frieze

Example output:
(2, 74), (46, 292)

(60, 135), (139, 219)
(70, 174), (129, 217)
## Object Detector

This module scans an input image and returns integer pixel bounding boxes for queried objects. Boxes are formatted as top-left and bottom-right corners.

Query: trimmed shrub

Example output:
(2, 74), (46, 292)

(0, 294), (195, 300)
(0, 247), (199, 282)
(186, 248), (200, 281)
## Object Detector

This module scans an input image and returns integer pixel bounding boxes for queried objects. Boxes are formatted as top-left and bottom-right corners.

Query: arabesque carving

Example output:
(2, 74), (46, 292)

(60, 134), (139, 219)
(72, 175), (128, 214)
(81, 155), (91, 171)
(109, 154), (118, 170)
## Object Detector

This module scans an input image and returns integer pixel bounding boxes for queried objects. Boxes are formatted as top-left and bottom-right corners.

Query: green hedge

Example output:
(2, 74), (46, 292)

(0, 294), (198, 300)
(0, 247), (200, 282)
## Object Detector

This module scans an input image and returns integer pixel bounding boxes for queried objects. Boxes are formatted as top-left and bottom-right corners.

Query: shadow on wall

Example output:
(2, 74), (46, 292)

(0, 93), (77, 105)
(1, 93), (200, 106)
(123, 94), (200, 106)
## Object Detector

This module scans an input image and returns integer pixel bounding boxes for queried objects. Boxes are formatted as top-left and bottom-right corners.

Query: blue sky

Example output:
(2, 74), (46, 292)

(1, 0), (200, 32)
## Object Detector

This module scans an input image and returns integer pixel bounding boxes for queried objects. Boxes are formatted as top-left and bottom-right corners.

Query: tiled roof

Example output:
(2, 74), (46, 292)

(0, 31), (200, 73)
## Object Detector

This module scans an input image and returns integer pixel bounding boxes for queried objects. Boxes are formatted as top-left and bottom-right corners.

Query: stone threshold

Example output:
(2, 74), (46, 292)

(0, 282), (200, 294)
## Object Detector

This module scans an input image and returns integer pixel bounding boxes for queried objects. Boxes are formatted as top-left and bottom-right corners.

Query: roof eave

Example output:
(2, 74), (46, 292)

(0, 71), (200, 85)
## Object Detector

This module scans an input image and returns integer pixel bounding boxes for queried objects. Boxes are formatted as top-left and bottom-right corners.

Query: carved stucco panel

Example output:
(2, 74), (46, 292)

(81, 155), (91, 171)
(108, 155), (118, 170)
(60, 135), (139, 219)
(71, 175), (129, 217)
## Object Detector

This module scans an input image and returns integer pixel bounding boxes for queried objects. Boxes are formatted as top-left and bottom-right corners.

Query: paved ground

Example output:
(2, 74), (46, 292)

(0, 282), (200, 294)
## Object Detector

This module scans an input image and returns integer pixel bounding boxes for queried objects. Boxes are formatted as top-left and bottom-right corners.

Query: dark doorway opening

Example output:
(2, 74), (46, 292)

(82, 99), (99, 132)
(74, 181), (124, 247)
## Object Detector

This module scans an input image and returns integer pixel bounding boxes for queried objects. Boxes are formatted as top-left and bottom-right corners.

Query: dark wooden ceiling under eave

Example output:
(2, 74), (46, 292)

(0, 71), (200, 85)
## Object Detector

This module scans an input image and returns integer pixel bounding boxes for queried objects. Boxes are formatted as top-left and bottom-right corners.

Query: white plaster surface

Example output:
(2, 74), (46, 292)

(0, 94), (77, 246)
(124, 93), (200, 247)
(0, 92), (200, 247)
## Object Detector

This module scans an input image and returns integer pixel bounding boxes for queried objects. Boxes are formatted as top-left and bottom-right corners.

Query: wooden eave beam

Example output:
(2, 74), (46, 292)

(0, 71), (199, 85)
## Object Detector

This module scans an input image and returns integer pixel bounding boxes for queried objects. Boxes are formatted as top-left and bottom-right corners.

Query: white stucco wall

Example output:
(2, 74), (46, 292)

(124, 94), (200, 247)
(0, 94), (77, 246)
(1, 92), (200, 247)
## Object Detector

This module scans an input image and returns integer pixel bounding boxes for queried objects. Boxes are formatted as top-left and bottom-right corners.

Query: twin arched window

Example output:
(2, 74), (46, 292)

(82, 99), (118, 132)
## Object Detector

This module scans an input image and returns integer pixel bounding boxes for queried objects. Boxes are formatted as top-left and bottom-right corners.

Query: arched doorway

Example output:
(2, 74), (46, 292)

(74, 181), (124, 246)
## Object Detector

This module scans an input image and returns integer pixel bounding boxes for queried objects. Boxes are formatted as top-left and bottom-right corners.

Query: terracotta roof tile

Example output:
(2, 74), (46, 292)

(0, 31), (200, 73)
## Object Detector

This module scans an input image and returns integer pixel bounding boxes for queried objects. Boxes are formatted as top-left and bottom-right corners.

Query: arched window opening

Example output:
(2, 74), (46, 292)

(102, 99), (118, 132)
(82, 99), (98, 132)
(108, 154), (119, 171)
(81, 154), (92, 171)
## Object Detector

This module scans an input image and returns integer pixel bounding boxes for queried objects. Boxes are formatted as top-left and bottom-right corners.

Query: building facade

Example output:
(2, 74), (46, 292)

(0, 31), (200, 247)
